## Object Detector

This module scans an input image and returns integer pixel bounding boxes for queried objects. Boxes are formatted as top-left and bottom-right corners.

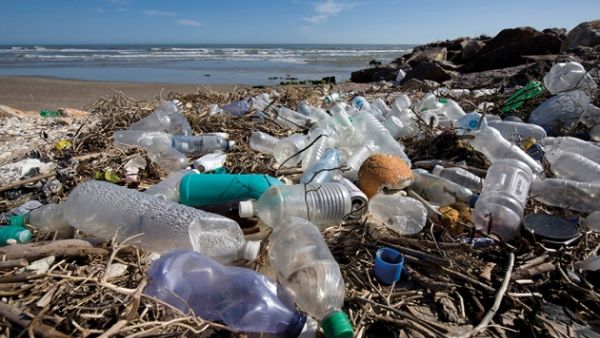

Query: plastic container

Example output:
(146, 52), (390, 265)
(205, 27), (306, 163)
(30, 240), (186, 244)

(179, 173), (282, 207)
(145, 250), (314, 337)
(530, 178), (600, 213)
(201, 200), (259, 229)
(393, 94), (411, 111)
(0, 225), (32, 246)
(249, 131), (280, 155)
(221, 100), (250, 117)
(113, 130), (188, 173)
(145, 169), (198, 202)
(301, 129), (330, 171)
(128, 101), (192, 135)
(472, 159), (533, 241)
(276, 107), (311, 129)
(372, 98), (392, 117)
(487, 120), (547, 142)
(501, 80), (545, 113)
(432, 165), (484, 192)
(529, 91), (591, 132)
(239, 182), (352, 229)
(338, 177), (369, 220)
(269, 217), (353, 338)
(273, 134), (308, 168)
(469, 126), (543, 174)
(541, 136), (600, 165)
(352, 96), (370, 110)
(543, 62), (597, 95)
(324, 93), (341, 105)
(368, 194), (427, 235)
(586, 211), (600, 233)
(411, 169), (474, 205)
(350, 110), (410, 164)
(545, 151), (600, 183)
(299, 101), (330, 122)
(300, 148), (342, 185)
(31, 180), (259, 262)
(192, 152), (227, 172)
(171, 134), (234, 156)
(383, 116), (405, 139)
(374, 247), (404, 285)
(344, 144), (377, 181)
(19, 203), (71, 232)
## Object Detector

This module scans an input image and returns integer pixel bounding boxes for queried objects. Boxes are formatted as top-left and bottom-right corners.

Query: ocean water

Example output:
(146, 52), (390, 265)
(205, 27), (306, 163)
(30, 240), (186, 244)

(0, 44), (413, 85)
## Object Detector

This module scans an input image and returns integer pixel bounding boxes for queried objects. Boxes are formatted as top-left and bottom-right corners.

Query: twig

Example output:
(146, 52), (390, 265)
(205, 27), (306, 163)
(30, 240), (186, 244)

(0, 172), (56, 193)
(0, 301), (70, 338)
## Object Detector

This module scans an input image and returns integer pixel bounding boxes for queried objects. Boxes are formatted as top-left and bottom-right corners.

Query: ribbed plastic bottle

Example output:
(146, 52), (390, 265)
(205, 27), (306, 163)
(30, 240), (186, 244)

(128, 101), (192, 135)
(431, 165), (484, 192)
(529, 90), (591, 131)
(250, 131), (280, 155)
(545, 151), (600, 183)
(468, 126), (543, 174)
(487, 120), (547, 142)
(411, 169), (474, 205)
(543, 62), (597, 95)
(301, 128), (330, 171)
(170, 134), (234, 156)
(541, 136), (600, 165)
(472, 159), (533, 241)
(28, 180), (260, 263)
(273, 134), (308, 168)
(145, 250), (316, 337)
(269, 217), (354, 338)
(530, 178), (600, 213)
(113, 130), (188, 173)
(145, 169), (198, 202)
(239, 183), (352, 229)
(300, 148), (342, 185)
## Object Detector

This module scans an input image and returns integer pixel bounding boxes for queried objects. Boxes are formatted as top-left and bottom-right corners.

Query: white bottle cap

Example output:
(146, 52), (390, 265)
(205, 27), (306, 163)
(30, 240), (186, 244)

(238, 200), (255, 218)
(227, 140), (236, 149)
(432, 165), (444, 176)
(242, 240), (261, 261)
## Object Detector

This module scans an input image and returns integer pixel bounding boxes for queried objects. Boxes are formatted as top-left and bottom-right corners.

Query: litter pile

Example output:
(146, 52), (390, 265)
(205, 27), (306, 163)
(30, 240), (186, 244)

(1, 61), (600, 338)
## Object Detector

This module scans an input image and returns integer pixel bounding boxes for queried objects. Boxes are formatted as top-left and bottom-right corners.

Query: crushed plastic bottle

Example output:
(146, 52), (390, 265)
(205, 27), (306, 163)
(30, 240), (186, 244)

(239, 182), (352, 229)
(431, 165), (484, 192)
(529, 90), (591, 132)
(145, 250), (315, 337)
(368, 194), (427, 235)
(300, 148), (342, 185)
(530, 178), (600, 213)
(26, 180), (259, 262)
(472, 159), (533, 241)
(411, 169), (474, 205)
(128, 101), (192, 135)
(543, 62), (597, 95)
(269, 217), (353, 338)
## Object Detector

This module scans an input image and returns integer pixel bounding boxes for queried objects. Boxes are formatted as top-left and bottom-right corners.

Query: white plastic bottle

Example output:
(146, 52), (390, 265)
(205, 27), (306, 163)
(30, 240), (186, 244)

(128, 101), (192, 135)
(383, 116), (405, 139)
(469, 126), (543, 174)
(273, 134), (308, 168)
(545, 150), (600, 183)
(249, 131), (280, 155)
(472, 159), (533, 241)
(530, 178), (600, 213)
(28, 180), (259, 263)
(431, 165), (484, 192)
(269, 217), (353, 338)
(276, 107), (311, 129)
(239, 183), (352, 229)
(344, 144), (377, 181)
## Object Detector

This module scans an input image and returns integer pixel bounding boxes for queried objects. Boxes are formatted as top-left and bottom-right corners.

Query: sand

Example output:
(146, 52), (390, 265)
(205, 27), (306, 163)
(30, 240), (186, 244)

(0, 76), (239, 111)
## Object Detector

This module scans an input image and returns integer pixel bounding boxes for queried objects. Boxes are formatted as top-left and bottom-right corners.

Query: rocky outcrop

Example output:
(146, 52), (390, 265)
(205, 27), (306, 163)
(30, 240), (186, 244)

(401, 61), (456, 83)
(350, 66), (398, 83)
(562, 20), (600, 50)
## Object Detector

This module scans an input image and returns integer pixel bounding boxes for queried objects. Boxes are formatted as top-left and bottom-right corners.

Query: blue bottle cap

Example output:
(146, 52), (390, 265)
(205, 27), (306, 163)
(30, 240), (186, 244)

(469, 193), (480, 208)
(374, 247), (404, 285)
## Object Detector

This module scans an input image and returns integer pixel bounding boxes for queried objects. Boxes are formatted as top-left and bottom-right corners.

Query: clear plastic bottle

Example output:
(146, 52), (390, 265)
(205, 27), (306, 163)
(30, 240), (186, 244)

(368, 195), (427, 235)
(300, 148), (342, 185)
(411, 169), (474, 205)
(250, 93), (273, 112)
(32, 180), (259, 263)
(545, 151), (600, 183)
(431, 165), (484, 192)
(145, 250), (315, 337)
(250, 131), (280, 155)
(239, 183), (352, 229)
(351, 96), (370, 110)
(383, 116), (405, 139)
(543, 62), (597, 95)
(171, 134), (234, 156)
(269, 217), (353, 338)
(530, 178), (600, 213)
(128, 101), (192, 135)
(298, 101), (330, 123)
(21, 203), (71, 232)
(393, 94), (412, 112)
(439, 99), (466, 120)
(221, 100), (250, 117)
(541, 136), (600, 165)
(301, 128), (330, 171)
(144, 169), (198, 202)
(469, 126), (543, 174)
(350, 110), (410, 164)
(472, 159), (533, 241)
(344, 144), (377, 181)
(276, 107), (311, 129)
(323, 93), (341, 106)
(586, 211), (600, 232)
(529, 90), (591, 131)
(372, 98), (392, 117)
(273, 134), (308, 168)
(415, 93), (443, 113)
(487, 120), (547, 142)
(113, 130), (188, 173)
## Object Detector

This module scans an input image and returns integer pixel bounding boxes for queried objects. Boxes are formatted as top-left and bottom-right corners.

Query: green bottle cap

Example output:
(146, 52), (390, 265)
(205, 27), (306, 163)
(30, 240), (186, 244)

(322, 311), (353, 338)
(0, 225), (32, 245)
(9, 214), (26, 227)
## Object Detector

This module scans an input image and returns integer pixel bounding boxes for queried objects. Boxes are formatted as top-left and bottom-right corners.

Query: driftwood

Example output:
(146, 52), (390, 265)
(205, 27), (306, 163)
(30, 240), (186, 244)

(0, 239), (109, 261)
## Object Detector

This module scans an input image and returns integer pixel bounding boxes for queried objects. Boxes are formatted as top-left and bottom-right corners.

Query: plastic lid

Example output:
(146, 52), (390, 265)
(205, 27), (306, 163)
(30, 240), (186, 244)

(374, 247), (404, 285)
(18, 229), (32, 243)
(238, 200), (255, 218)
(242, 240), (261, 260)
(523, 214), (580, 241)
(9, 214), (26, 227)
(322, 311), (353, 338)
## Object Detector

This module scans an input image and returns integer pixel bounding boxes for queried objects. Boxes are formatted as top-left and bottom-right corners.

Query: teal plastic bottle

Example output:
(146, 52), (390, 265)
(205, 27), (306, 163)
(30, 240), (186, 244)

(0, 225), (32, 246)
(179, 173), (283, 207)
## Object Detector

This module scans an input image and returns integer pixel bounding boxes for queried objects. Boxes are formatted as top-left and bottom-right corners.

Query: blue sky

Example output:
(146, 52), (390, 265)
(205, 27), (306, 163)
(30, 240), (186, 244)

(0, 0), (599, 45)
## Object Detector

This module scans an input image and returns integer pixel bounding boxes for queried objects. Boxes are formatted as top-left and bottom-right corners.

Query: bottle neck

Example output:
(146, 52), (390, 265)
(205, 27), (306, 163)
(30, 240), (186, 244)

(285, 312), (307, 338)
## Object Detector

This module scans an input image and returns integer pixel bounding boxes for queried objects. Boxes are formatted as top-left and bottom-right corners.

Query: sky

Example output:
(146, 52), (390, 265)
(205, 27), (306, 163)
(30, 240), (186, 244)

(0, 0), (599, 45)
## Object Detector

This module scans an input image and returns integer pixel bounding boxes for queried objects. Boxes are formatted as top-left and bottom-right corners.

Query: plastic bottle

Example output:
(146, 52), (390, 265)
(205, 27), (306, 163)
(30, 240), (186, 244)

(411, 169), (474, 205)
(350, 110), (411, 164)
(529, 90), (591, 132)
(431, 165), (484, 192)
(543, 62), (597, 95)
(192, 152), (227, 172)
(170, 134), (234, 156)
(17, 203), (71, 233)
(530, 178), (600, 213)
(468, 126), (543, 174)
(201, 200), (259, 229)
(541, 136), (600, 165)
(393, 94), (411, 111)
(300, 148), (342, 185)
(251, 93), (273, 112)
(113, 130), (188, 173)
(0, 225), (32, 246)
(145, 169), (198, 202)
(352, 96), (370, 110)
(487, 120), (547, 142)
(221, 100), (250, 117)
(273, 134), (308, 168)
(368, 195), (427, 235)
(439, 99), (466, 120)
(250, 131), (280, 155)
(456, 112), (487, 134)
(179, 173), (283, 207)
(269, 217), (353, 338)
(372, 98), (392, 117)
(301, 129), (330, 171)
(344, 144), (377, 181)
(239, 183), (352, 229)
(298, 101), (330, 123)
(128, 101), (192, 136)
(27, 180), (259, 262)
(383, 116), (405, 139)
(276, 107), (311, 129)
(472, 159), (533, 241)
(586, 211), (600, 233)
(545, 150), (600, 183)
(323, 93), (341, 106)
(501, 80), (545, 113)
(415, 93), (443, 113)
(145, 250), (315, 337)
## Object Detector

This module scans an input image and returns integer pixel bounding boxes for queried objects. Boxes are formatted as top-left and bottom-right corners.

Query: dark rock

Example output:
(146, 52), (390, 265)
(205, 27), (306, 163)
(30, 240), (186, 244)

(543, 28), (567, 38)
(350, 66), (397, 83)
(400, 78), (439, 91)
(321, 76), (336, 84)
(562, 20), (600, 50)
(448, 64), (531, 89)
(401, 61), (456, 83)
(460, 39), (485, 63)
(405, 47), (448, 66)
